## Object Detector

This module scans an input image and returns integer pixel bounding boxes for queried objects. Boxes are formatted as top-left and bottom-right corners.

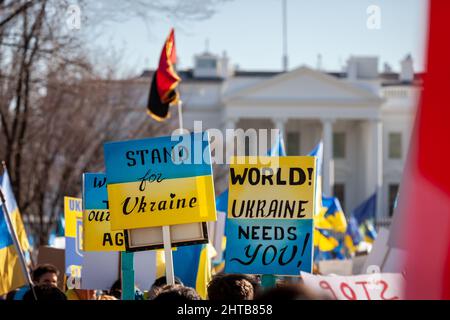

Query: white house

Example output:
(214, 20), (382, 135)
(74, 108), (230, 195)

(134, 51), (420, 226)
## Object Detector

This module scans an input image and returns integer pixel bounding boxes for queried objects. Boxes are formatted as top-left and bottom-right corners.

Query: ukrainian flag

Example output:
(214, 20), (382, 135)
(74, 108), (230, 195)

(156, 243), (216, 299)
(308, 141), (348, 259)
(362, 221), (377, 244)
(0, 169), (30, 295)
(344, 215), (363, 255)
(317, 196), (347, 234)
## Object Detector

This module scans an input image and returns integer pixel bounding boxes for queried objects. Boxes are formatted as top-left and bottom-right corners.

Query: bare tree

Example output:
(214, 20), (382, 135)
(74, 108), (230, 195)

(0, 0), (229, 245)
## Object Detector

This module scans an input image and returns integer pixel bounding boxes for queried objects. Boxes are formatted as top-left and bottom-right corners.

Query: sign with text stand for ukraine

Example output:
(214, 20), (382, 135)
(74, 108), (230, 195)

(225, 156), (316, 276)
(103, 132), (216, 231)
(82, 173), (125, 251)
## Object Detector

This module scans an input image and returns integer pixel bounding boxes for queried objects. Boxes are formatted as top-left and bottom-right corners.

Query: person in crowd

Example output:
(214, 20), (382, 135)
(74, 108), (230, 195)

(207, 274), (260, 300)
(152, 284), (201, 302)
(22, 284), (67, 301)
(147, 276), (184, 300)
(255, 283), (330, 300)
(109, 279), (144, 300)
(65, 288), (97, 300)
(31, 264), (60, 287)
(96, 294), (118, 300)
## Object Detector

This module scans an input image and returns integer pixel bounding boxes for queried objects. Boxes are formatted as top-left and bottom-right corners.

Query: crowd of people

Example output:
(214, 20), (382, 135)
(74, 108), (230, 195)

(0, 263), (329, 301)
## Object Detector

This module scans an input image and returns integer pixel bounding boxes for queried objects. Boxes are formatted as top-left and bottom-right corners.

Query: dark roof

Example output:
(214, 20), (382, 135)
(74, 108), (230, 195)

(138, 69), (424, 86)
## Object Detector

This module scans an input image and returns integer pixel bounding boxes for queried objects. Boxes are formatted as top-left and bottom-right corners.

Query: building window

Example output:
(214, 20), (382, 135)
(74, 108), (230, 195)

(197, 58), (217, 69)
(333, 132), (346, 159)
(388, 132), (402, 159)
(287, 132), (300, 155)
(388, 184), (400, 217)
(333, 183), (345, 212)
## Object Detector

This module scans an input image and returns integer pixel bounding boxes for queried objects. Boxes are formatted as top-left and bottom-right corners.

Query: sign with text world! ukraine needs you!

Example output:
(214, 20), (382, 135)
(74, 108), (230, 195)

(225, 156), (316, 275)
(103, 132), (216, 231)
(82, 173), (125, 251)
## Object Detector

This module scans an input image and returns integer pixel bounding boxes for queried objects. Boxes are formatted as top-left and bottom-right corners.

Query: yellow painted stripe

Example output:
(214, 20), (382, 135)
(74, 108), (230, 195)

(0, 246), (26, 295)
(65, 197), (82, 237)
(11, 209), (29, 252)
(83, 209), (125, 251)
(108, 175), (216, 230)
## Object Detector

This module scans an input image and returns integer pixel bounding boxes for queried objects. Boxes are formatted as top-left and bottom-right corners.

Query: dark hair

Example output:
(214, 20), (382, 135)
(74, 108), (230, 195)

(32, 264), (59, 283)
(151, 276), (184, 288)
(153, 284), (201, 302)
(109, 280), (122, 300)
(207, 274), (259, 301)
(23, 284), (67, 301)
(255, 283), (327, 301)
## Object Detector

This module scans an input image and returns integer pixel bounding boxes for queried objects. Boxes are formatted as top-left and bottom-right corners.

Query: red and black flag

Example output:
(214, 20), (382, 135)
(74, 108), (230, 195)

(147, 28), (181, 121)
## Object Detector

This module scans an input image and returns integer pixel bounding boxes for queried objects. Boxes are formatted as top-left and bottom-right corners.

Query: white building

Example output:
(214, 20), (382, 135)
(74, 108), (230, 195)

(135, 52), (420, 225)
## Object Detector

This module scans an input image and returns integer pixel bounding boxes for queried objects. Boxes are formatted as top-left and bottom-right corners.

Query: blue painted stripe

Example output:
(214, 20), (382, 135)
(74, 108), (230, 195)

(103, 132), (212, 184)
(83, 173), (108, 209)
(0, 209), (13, 249)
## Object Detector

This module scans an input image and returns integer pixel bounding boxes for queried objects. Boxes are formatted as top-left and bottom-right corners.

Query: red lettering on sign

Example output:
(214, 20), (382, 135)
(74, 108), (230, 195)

(355, 281), (371, 300)
(340, 282), (357, 300)
(319, 280), (338, 300)
(380, 280), (399, 300)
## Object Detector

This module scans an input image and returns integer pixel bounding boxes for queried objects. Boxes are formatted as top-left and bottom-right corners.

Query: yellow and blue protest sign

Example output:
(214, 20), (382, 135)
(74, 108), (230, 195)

(225, 156), (316, 275)
(64, 197), (83, 287)
(82, 173), (125, 251)
(103, 132), (216, 231)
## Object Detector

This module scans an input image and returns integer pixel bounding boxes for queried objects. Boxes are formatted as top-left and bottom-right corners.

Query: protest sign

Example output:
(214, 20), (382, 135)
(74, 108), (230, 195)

(124, 222), (208, 251)
(300, 272), (405, 300)
(82, 173), (125, 251)
(318, 259), (353, 276)
(103, 132), (217, 230)
(37, 246), (65, 291)
(64, 196), (83, 289)
(225, 156), (316, 275)
(80, 250), (158, 291)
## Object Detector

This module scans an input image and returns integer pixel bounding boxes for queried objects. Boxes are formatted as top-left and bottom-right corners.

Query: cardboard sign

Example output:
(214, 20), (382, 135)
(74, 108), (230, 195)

(362, 227), (406, 274)
(103, 132), (217, 230)
(301, 272), (405, 300)
(225, 156), (316, 275)
(318, 259), (353, 276)
(64, 197), (83, 289)
(124, 222), (209, 252)
(82, 173), (125, 251)
(80, 251), (158, 291)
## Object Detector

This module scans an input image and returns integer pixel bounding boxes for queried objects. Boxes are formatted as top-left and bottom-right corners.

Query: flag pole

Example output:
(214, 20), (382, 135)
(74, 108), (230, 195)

(177, 100), (184, 133)
(0, 187), (37, 300)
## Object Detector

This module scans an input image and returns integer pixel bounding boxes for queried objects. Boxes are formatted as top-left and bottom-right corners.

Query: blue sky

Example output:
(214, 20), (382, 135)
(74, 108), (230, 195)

(93, 0), (428, 74)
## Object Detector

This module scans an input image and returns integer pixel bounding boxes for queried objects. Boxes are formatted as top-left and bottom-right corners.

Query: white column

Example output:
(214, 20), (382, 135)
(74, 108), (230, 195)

(224, 118), (237, 164)
(321, 118), (335, 196)
(371, 119), (383, 220)
(272, 118), (287, 152)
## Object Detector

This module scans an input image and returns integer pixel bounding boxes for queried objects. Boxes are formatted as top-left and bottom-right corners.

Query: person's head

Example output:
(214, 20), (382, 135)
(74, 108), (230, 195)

(147, 276), (184, 300)
(152, 276), (184, 288)
(152, 284), (201, 302)
(32, 264), (59, 287)
(109, 279), (144, 300)
(255, 283), (327, 301)
(109, 279), (122, 300)
(97, 294), (118, 300)
(207, 274), (259, 301)
(23, 284), (67, 301)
